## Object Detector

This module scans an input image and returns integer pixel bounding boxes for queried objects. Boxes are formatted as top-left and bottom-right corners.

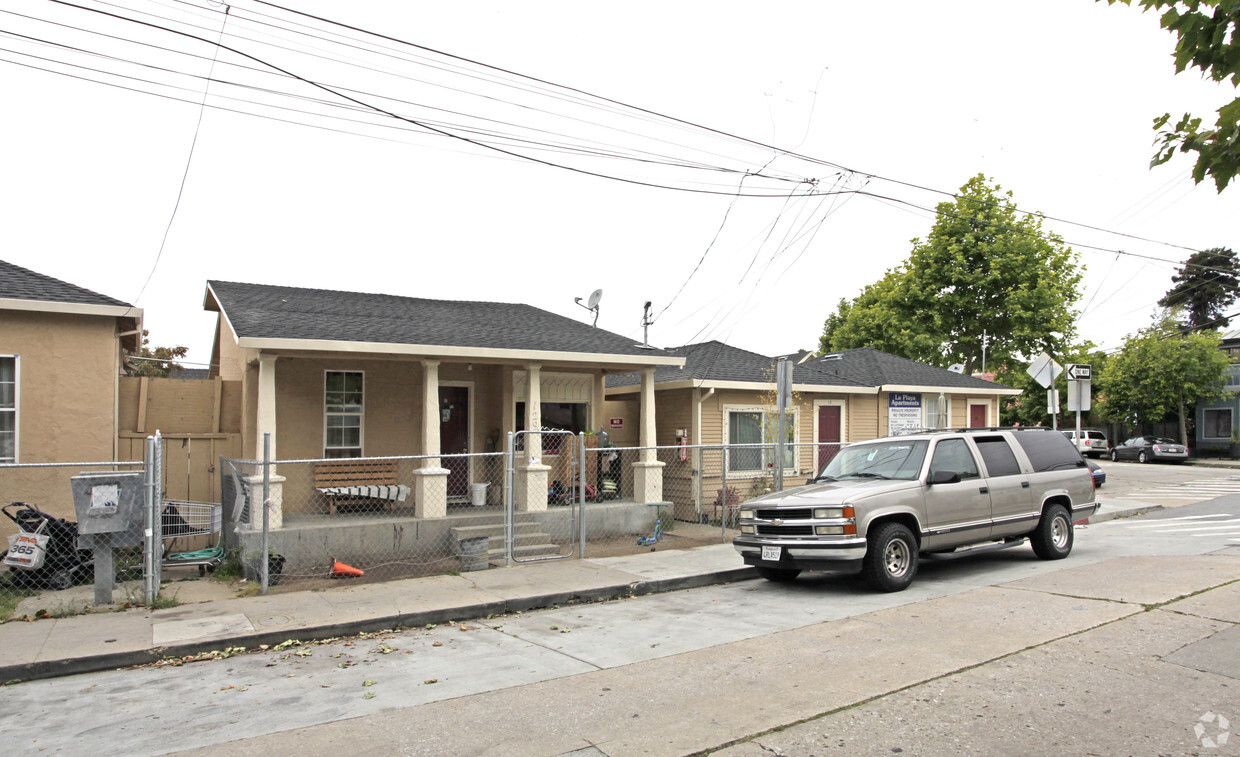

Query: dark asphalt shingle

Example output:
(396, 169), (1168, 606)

(812, 347), (1013, 390)
(607, 341), (872, 389)
(0, 259), (132, 308)
(208, 280), (678, 359)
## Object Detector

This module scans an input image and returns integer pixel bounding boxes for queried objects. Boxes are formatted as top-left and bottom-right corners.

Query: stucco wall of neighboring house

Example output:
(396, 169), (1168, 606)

(0, 310), (122, 525)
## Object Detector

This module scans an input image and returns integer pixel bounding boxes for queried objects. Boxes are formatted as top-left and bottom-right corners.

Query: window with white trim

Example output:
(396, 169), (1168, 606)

(324, 371), (363, 458)
(0, 356), (15, 463)
(924, 394), (948, 429)
(724, 406), (797, 474)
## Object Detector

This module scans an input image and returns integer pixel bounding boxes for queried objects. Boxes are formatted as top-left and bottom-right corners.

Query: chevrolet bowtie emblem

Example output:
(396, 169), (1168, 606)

(771, 519), (784, 526)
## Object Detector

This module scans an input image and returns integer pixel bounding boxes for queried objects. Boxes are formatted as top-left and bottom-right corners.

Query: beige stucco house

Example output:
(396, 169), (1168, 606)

(204, 280), (684, 526)
(0, 260), (142, 525)
(605, 343), (1021, 522)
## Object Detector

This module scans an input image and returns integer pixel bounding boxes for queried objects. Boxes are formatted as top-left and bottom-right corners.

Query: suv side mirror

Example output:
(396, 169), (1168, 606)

(928, 469), (961, 485)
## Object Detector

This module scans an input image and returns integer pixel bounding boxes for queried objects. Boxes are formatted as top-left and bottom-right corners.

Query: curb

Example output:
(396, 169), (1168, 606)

(0, 566), (758, 685)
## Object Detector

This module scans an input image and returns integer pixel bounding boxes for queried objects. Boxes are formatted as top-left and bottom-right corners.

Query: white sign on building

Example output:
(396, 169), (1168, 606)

(888, 393), (922, 435)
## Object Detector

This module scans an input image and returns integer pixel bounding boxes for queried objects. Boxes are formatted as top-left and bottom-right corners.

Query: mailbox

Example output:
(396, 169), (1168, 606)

(71, 471), (145, 547)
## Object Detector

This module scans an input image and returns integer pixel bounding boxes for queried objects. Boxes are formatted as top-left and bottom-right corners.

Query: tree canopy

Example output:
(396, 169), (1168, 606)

(1097, 310), (1231, 441)
(1103, 0), (1240, 191)
(820, 175), (1082, 373)
(127, 330), (189, 377)
(1158, 246), (1240, 330)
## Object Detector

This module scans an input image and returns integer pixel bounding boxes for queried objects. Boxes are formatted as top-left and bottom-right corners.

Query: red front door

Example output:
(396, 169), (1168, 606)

(969, 403), (987, 428)
(817, 405), (842, 473)
(439, 386), (469, 497)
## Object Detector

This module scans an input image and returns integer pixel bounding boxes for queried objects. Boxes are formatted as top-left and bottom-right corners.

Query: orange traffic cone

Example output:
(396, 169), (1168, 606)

(330, 558), (364, 578)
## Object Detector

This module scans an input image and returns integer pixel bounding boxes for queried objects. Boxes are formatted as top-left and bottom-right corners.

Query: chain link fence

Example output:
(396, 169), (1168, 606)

(222, 437), (845, 594)
(0, 433), (175, 620)
(0, 435), (844, 619)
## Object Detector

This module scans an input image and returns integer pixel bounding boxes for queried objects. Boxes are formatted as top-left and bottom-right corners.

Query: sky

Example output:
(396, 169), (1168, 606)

(1, 0), (1237, 368)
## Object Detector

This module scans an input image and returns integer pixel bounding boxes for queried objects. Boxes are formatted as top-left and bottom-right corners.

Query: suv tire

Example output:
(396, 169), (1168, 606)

(755, 566), (801, 582)
(862, 522), (918, 592)
(1030, 504), (1073, 560)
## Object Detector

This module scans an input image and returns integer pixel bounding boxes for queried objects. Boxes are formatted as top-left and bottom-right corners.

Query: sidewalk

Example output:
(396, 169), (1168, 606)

(0, 493), (1187, 686)
(0, 542), (757, 684)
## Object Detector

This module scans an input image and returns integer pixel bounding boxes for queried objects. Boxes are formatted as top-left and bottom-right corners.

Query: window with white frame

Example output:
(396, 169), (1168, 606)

(924, 394), (948, 429)
(724, 406), (797, 474)
(1203, 408), (1233, 439)
(0, 356), (15, 463)
(324, 371), (363, 458)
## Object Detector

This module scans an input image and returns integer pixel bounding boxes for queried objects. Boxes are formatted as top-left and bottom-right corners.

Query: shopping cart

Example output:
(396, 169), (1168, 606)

(161, 501), (224, 575)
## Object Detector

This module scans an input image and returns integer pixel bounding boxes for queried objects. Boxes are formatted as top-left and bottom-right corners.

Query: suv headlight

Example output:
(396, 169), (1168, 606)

(739, 509), (755, 520)
(813, 506), (855, 519)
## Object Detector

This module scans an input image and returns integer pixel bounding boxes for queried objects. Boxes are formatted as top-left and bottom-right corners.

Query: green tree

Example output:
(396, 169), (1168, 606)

(1102, 1), (1240, 191)
(1158, 247), (1240, 330)
(820, 175), (1082, 373)
(1097, 311), (1231, 443)
(127, 330), (188, 377)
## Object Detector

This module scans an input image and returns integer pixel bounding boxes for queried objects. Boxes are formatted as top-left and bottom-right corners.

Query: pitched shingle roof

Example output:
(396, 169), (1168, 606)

(0, 259), (132, 308)
(206, 280), (681, 361)
(813, 347), (1016, 391)
(606, 341), (872, 390)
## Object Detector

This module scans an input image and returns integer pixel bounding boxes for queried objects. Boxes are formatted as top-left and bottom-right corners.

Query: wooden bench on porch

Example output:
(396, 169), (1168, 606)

(313, 459), (410, 515)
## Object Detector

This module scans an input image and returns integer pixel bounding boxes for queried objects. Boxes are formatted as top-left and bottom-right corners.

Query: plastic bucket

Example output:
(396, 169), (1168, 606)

(470, 483), (490, 507)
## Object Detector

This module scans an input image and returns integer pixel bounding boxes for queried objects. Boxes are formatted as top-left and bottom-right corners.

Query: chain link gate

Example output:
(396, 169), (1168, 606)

(506, 430), (582, 563)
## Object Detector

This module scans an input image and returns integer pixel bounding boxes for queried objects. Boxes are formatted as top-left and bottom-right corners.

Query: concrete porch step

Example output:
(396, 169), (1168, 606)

(490, 542), (565, 561)
(450, 521), (542, 540)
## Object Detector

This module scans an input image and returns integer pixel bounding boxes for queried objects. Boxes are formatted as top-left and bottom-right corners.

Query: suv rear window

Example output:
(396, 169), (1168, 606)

(1086, 431), (1106, 440)
(974, 436), (1022, 476)
(1011, 430), (1085, 472)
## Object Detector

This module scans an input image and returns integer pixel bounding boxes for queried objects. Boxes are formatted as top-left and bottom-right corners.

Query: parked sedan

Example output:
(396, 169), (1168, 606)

(1111, 436), (1188, 464)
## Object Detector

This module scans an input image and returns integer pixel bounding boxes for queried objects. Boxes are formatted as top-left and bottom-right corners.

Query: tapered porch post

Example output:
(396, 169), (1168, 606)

(414, 359), (449, 518)
(632, 366), (665, 504)
(247, 353), (284, 528)
(515, 363), (550, 511)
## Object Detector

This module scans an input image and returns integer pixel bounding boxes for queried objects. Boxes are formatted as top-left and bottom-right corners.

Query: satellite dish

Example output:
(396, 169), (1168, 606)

(574, 288), (603, 327)
(948, 363), (965, 374)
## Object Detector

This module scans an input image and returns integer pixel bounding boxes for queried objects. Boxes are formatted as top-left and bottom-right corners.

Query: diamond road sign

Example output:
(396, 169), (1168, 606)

(1027, 352), (1063, 388)
(1066, 364), (1091, 381)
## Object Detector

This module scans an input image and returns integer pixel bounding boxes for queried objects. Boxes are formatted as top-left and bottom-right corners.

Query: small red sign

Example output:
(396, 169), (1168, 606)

(609, 417), (624, 429)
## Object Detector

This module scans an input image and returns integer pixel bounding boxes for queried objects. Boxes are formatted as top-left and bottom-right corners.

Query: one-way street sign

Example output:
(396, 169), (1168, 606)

(1066, 364), (1091, 381)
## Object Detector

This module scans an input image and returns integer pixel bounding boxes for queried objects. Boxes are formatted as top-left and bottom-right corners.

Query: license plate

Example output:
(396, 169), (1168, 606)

(761, 545), (781, 561)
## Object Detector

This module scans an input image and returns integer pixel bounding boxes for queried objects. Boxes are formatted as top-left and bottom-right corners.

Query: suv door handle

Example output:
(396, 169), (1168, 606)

(978, 486), (988, 494)
(1021, 481), (1031, 489)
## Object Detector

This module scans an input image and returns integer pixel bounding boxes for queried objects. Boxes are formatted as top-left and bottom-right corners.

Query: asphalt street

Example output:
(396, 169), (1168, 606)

(1, 482), (1237, 756)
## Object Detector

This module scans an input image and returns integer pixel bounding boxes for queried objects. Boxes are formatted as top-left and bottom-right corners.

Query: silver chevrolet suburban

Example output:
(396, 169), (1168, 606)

(733, 427), (1098, 592)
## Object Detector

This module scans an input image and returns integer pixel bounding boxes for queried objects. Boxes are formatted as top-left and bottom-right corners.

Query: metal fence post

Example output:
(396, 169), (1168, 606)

(261, 432), (270, 595)
(578, 432), (587, 557)
(721, 445), (729, 541)
(143, 435), (155, 605)
(505, 431), (515, 567)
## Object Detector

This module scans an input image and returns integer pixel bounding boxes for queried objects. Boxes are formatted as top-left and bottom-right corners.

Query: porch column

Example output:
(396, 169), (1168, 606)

(515, 363), (550, 512)
(246, 353), (285, 529)
(632, 366), (665, 504)
(414, 359), (449, 518)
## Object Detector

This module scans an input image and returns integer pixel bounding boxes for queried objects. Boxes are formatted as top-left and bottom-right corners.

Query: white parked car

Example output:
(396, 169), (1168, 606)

(1063, 429), (1109, 458)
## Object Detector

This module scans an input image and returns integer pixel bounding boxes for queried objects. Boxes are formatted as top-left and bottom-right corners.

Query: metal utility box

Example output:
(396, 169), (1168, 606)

(71, 471), (145, 547)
